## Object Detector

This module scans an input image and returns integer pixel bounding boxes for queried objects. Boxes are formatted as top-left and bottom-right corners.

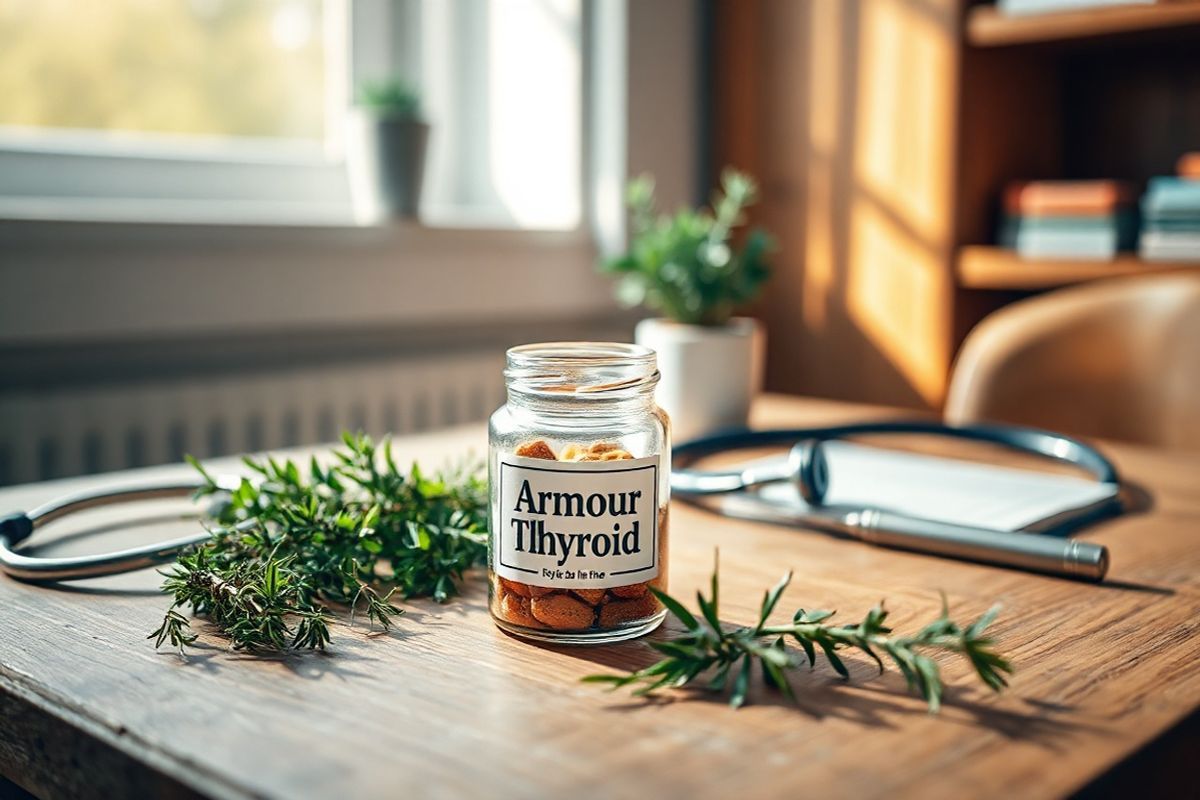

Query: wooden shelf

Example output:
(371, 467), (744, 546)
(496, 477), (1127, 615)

(967, 2), (1200, 47)
(956, 245), (1200, 289)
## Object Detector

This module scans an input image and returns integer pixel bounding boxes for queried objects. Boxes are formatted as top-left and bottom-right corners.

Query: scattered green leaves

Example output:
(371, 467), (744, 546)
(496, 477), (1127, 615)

(601, 168), (772, 326)
(583, 553), (1012, 712)
(153, 433), (486, 654)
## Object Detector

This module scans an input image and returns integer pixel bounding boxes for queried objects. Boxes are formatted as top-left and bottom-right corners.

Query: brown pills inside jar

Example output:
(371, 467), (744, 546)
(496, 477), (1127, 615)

(490, 439), (668, 637)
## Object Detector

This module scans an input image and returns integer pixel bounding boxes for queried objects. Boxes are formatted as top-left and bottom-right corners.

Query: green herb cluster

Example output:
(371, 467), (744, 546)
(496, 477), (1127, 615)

(584, 555), (1012, 712)
(151, 433), (486, 654)
(601, 169), (772, 326)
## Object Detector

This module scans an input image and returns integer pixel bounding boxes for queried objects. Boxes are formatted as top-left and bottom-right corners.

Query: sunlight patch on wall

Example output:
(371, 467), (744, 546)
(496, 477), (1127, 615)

(804, 157), (835, 331)
(846, 197), (950, 405)
(802, 0), (843, 331)
(808, 0), (842, 154)
(853, 0), (954, 245)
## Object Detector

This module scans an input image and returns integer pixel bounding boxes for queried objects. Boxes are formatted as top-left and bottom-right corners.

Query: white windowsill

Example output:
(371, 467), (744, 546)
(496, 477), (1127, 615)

(0, 213), (610, 348)
(0, 197), (582, 233)
(0, 198), (358, 228)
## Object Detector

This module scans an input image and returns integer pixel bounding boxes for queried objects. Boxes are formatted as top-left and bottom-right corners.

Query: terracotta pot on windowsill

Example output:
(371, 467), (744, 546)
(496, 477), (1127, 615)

(634, 317), (766, 443)
(345, 109), (429, 225)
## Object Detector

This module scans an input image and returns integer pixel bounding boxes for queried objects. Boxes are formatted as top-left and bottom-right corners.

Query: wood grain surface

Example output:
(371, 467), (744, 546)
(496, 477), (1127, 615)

(956, 246), (1200, 292)
(1, 396), (1198, 800)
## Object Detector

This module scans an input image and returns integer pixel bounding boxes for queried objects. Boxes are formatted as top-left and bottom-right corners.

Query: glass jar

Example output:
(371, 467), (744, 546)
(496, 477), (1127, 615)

(488, 342), (670, 644)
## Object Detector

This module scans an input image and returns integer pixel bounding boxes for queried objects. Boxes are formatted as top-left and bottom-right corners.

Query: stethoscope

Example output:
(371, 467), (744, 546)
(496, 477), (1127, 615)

(671, 420), (1120, 581)
(0, 420), (1119, 585)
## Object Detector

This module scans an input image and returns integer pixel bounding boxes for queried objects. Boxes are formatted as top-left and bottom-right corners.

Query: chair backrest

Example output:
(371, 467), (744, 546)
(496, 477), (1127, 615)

(945, 273), (1200, 450)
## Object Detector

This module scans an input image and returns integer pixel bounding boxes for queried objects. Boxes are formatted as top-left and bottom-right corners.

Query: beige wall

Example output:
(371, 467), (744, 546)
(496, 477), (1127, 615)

(714, 0), (964, 411)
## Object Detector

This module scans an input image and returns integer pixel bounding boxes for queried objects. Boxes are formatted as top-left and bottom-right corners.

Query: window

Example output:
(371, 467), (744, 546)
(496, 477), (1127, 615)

(0, 2), (700, 356)
(0, 0), (585, 230)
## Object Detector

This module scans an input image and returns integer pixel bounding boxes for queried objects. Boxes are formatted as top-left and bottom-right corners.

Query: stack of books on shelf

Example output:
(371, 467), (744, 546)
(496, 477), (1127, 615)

(998, 0), (1156, 16)
(1140, 154), (1200, 262)
(1000, 180), (1137, 261)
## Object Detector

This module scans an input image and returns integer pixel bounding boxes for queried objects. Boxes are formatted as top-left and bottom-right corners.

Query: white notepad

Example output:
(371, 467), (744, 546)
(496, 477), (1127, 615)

(750, 441), (1118, 532)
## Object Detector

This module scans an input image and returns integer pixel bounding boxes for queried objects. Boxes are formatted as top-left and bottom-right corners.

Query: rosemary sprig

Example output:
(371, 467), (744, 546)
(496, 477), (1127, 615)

(583, 554), (1013, 711)
(152, 433), (486, 654)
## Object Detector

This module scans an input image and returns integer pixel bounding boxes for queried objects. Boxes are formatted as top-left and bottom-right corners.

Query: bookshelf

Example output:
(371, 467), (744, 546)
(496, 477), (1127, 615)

(954, 1), (1200, 334)
(967, 2), (1200, 46)
(713, 1), (1200, 409)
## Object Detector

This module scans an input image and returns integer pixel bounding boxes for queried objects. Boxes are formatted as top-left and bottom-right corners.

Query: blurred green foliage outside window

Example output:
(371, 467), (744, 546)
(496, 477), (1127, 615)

(0, 0), (329, 142)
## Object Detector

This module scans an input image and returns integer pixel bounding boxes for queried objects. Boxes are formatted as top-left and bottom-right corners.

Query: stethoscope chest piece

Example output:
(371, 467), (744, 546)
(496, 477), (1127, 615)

(789, 440), (829, 506)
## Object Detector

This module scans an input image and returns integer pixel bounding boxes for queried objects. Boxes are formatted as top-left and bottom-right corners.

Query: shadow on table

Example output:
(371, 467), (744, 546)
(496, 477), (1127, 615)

(40, 581), (165, 597)
(154, 640), (383, 682)
(1118, 479), (1154, 516)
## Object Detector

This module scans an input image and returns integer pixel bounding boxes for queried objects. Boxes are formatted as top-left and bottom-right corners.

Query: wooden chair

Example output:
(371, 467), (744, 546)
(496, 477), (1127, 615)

(945, 273), (1200, 450)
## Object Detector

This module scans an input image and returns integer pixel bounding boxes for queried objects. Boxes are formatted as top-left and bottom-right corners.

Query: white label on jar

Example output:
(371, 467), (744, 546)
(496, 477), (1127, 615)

(495, 453), (660, 590)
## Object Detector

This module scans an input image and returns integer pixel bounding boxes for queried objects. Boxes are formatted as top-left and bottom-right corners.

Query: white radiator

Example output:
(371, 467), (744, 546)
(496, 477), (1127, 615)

(0, 350), (506, 486)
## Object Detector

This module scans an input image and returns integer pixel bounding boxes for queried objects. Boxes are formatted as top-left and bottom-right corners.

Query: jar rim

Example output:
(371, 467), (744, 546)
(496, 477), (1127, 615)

(506, 341), (655, 368)
(505, 341), (658, 399)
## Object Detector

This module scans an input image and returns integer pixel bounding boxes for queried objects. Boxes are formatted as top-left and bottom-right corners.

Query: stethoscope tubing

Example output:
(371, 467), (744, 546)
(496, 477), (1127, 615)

(672, 420), (1120, 484)
(0, 477), (236, 582)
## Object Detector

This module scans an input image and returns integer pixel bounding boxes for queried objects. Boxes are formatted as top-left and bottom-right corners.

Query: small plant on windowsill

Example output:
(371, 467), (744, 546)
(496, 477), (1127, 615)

(601, 169), (773, 441)
(346, 78), (429, 224)
(358, 78), (424, 121)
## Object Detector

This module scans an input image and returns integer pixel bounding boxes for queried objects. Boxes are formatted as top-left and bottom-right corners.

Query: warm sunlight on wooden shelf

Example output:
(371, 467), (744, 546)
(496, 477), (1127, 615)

(966, 1), (1200, 47)
(957, 246), (1200, 289)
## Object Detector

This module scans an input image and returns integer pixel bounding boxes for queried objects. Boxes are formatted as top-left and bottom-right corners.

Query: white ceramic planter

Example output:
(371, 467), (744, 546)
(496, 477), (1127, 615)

(345, 110), (429, 224)
(635, 317), (765, 443)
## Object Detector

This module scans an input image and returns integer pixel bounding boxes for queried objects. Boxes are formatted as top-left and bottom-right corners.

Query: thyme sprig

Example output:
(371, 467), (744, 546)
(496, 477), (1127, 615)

(584, 555), (1012, 711)
(151, 433), (486, 654)
(152, 550), (336, 653)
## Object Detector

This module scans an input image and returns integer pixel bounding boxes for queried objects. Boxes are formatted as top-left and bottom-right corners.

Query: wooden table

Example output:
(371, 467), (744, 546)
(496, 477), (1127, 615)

(1, 396), (1198, 799)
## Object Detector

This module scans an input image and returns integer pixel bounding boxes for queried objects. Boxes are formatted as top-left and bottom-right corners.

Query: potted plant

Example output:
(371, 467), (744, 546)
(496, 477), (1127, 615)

(345, 78), (429, 224)
(602, 169), (772, 441)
